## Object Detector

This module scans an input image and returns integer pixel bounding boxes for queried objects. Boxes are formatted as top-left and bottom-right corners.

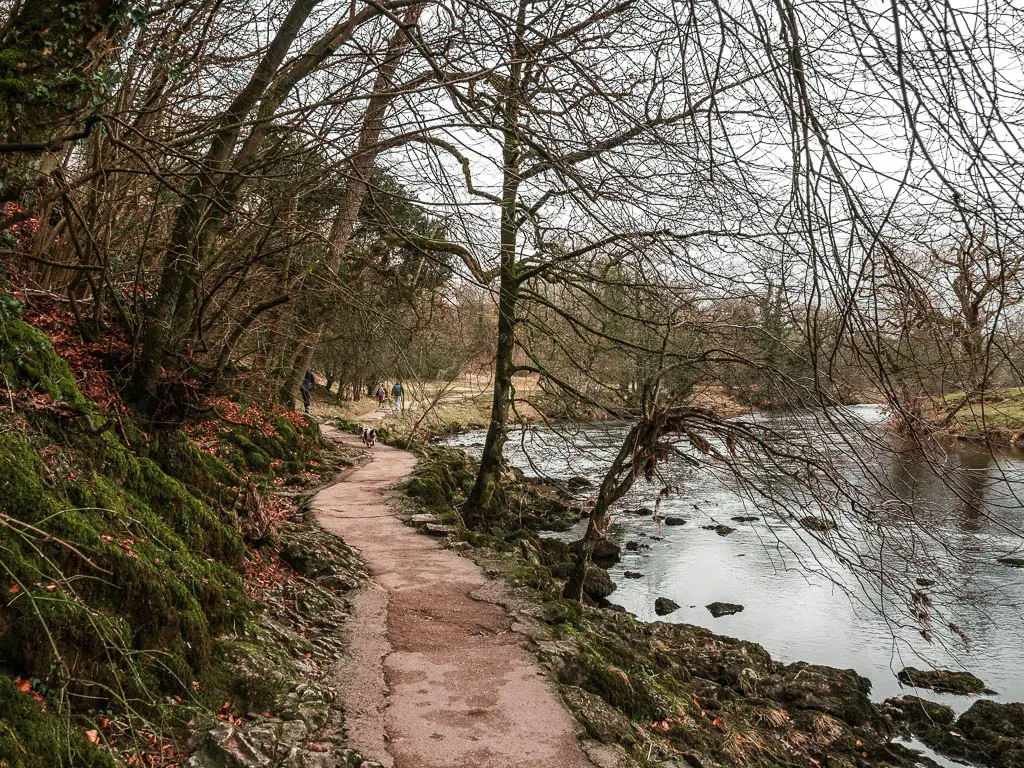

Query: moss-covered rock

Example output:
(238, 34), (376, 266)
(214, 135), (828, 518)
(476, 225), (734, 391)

(890, 696), (1024, 767)
(897, 667), (995, 695)
(0, 301), (87, 409)
(956, 700), (1024, 767)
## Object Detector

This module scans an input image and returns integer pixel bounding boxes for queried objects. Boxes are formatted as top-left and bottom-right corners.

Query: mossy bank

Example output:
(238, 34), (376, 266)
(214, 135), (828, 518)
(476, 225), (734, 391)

(0, 296), (338, 766)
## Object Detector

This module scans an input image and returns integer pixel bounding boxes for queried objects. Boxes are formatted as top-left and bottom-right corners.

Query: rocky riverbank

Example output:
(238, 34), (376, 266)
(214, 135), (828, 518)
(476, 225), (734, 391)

(402, 447), (1024, 768)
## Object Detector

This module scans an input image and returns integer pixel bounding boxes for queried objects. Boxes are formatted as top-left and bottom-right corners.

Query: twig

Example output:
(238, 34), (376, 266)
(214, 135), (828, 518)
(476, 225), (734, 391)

(0, 512), (113, 575)
(1, 372), (12, 411)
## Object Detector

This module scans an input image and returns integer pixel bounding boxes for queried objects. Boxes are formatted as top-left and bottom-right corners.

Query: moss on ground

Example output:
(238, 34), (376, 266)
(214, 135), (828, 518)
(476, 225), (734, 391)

(0, 298), (326, 762)
(0, 675), (117, 768)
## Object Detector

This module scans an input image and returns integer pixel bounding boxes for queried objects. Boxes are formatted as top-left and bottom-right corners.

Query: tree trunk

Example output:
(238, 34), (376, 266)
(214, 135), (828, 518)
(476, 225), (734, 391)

(464, 280), (518, 525)
(463, 17), (526, 524)
(277, 5), (424, 401)
(563, 422), (643, 602)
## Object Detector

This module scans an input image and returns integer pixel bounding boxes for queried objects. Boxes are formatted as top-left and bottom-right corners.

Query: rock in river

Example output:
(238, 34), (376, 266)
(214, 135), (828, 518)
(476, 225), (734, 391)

(654, 597), (680, 615)
(624, 571), (644, 579)
(566, 476), (594, 491)
(887, 696), (1024, 768)
(798, 515), (837, 533)
(627, 506), (655, 516)
(731, 515), (759, 523)
(998, 557), (1024, 568)
(706, 601), (744, 617)
(702, 524), (736, 536)
(574, 538), (621, 568)
(624, 540), (649, 551)
(897, 667), (996, 695)
(663, 516), (687, 526)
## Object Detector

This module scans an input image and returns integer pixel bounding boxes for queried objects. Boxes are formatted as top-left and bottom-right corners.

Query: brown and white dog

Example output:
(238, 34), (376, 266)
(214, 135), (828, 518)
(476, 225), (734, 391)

(361, 427), (377, 448)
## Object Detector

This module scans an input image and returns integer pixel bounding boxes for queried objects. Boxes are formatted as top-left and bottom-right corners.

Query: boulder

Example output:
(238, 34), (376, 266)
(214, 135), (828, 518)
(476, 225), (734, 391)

(663, 517), (687, 526)
(730, 516), (759, 523)
(998, 557), (1024, 568)
(888, 697), (1024, 768)
(798, 515), (837, 533)
(956, 699), (1024, 766)
(705, 602), (743, 618)
(655, 597), (680, 615)
(567, 476), (594, 491)
(585, 538), (622, 568)
(624, 540), (649, 552)
(766, 662), (878, 727)
(626, 507), (655, 516)
(915, 577), (936, 587)
(581, 740), (642, 768)
(702, 524), (736, 536)
(561, 685), (637, 746)
(624, 571), (644, 579)
(897, 667), (996, 695)
(584, 566), (617, 600)
(187, 722), (272, 768)
(886, 695), (956, 730)
(423, 523), (458, 536)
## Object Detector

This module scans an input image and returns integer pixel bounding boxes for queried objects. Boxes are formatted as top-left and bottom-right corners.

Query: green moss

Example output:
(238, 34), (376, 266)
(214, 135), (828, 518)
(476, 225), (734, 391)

(0, 308), (87, 409)
(559, 653), (664, 721)
(0, 429), (245, 703)
(0, 676), (117, 768)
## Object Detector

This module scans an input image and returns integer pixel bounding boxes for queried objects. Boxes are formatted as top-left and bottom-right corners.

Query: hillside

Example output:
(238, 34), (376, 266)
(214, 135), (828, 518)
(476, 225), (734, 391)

(0, 293), (362, 766)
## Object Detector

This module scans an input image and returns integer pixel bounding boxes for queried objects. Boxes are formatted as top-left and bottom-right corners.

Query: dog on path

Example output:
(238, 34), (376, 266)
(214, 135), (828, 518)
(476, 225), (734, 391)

(361, 427), (377, 448)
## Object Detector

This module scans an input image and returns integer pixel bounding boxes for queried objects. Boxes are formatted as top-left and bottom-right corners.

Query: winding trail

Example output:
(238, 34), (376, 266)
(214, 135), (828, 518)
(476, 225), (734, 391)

(314, 424), (597, 768)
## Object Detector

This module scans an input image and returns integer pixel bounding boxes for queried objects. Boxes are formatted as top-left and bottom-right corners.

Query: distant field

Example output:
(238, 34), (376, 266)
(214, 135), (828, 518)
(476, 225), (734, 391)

(310, 375), (544, 442)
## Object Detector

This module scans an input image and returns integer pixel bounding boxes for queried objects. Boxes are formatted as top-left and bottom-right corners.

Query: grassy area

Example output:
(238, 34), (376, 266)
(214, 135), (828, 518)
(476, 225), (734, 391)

(311, 375), (545, 443)
(929, 387), (1024, 444)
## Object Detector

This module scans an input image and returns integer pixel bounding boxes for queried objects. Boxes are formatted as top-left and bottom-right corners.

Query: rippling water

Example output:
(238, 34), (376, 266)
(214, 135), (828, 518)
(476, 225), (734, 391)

(444, 406), (1024, 714)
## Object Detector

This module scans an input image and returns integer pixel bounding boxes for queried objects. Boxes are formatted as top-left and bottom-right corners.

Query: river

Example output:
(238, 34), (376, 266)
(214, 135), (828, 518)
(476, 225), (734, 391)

(443, 405), (1024, 724)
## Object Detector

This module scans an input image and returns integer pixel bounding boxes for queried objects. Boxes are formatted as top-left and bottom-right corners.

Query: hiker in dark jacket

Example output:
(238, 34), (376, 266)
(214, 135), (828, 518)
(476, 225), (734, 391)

(300, 370), (316, 414)
(392, 380), (403, 411)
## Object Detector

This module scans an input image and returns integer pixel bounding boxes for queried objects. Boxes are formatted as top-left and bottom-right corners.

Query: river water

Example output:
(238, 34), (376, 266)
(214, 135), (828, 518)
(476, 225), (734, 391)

(443, 406), (1024, 719)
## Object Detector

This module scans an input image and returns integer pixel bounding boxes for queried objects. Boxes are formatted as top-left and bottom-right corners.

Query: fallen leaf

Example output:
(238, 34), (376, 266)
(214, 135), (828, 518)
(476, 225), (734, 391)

(8, 584), (20, 594)
(85, 730), (100, 744)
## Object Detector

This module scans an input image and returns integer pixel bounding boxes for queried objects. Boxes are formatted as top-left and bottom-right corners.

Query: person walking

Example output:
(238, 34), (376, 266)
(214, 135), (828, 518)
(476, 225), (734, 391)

(374, 383), (386, 410)
(300, 370), (316, 414)
(391, 380), (403, 412)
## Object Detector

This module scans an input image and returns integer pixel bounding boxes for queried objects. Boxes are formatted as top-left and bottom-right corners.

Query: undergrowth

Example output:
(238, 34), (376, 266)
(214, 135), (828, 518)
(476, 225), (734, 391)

(0, 295), (325, 766)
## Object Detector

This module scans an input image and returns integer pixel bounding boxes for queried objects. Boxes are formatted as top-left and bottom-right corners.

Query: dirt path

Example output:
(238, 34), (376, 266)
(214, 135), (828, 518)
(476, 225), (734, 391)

(313, 424), (598, 768)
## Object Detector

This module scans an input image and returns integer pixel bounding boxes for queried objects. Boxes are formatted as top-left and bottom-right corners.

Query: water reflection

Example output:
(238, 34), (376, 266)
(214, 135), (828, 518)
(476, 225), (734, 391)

(444, 406), (1024, 710)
